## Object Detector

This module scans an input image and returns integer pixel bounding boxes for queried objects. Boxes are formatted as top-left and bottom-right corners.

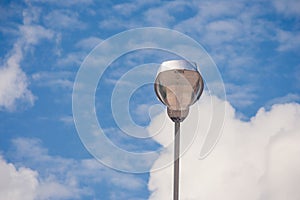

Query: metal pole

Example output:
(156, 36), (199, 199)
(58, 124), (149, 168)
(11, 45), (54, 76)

(174, 121), (180, 200)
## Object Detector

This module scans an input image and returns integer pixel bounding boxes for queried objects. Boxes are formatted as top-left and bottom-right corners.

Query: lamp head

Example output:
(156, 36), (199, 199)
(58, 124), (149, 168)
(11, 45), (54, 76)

(154, 60), (204, 122)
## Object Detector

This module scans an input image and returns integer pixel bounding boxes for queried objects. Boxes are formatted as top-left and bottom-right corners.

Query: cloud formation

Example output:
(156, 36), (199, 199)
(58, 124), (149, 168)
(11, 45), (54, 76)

(0, 4), (53, 111)
(1, 137), (146, 199)
(148, 97), (300, 199)
(272, 0), (300, 17)
(0, 156), (38, 200)
(0, 49), (34, 111)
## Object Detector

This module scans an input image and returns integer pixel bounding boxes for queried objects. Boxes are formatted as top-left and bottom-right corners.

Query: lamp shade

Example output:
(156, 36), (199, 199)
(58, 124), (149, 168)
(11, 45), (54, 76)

(154, 60), (204, 122)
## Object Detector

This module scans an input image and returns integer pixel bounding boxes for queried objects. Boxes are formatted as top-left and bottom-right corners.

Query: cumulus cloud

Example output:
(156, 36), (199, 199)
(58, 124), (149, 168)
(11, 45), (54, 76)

(0, 139), (93, 199)
(148, 96), (300, 199)
(0, 156), (38, 200)
(3, 137), (146, 199)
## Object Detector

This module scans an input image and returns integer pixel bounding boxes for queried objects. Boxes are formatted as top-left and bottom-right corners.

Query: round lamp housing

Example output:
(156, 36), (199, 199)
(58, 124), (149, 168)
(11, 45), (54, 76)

(154, 60), (204, 122)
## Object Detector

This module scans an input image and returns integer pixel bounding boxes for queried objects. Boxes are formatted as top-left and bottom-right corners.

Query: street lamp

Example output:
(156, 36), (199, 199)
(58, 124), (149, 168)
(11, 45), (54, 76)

(154, 60), (204, 200)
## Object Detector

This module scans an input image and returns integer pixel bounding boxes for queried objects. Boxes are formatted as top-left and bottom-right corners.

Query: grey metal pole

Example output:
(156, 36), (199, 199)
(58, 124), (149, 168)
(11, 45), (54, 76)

(174, 121), (180, 200)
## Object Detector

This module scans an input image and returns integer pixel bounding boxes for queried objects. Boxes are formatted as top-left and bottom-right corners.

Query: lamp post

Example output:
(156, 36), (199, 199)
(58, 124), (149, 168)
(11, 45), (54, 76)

(154, 60), (204, 200)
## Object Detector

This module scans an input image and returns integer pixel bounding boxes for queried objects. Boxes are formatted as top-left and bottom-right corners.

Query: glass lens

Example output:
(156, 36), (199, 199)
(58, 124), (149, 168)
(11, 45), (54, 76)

(154, 60), (204, 111)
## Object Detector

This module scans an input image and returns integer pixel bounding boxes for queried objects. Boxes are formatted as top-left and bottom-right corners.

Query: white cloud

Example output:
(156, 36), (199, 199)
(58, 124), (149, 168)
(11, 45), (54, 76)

(148, 96), (300, 199)
(37, 181), (82, 200)
(31, 71), (74, 89)
(0, 5), (54, 111)
(276, 29), (300, 52)
(143, 7), (175, 26)
(43, 10), (86, 30)
(30, 0), (93, 7)
(8, 138), (87, 199)
(22, 6), (41, 25)
(98, 17), (132, 31)
(272, 0), (300, 17)
(225, 83), (257, 108)
(113, 0), (160, 17)
(113, 2), (139, 17)
(0, 156), (38, 200)
(266, 93), (300, 108)
(263, 130), (300, 200)
(75, 36), (103, 50)
(131, 103), (163, 125)
(196, 1), (244, 19)
(204, 19), (243, 45)
(5, 137), (145, 199)
(56, 52), (85, 67)
(59, 115), (74, 125)
(0, 49), (35, 111)
(20, 25), (53, 46)
(174, 1), (244, 36)
(172, 1), (276, 82)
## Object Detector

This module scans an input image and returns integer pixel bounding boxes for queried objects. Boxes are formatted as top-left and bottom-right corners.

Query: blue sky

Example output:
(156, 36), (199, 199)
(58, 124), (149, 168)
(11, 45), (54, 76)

(0, 0), (300, 199)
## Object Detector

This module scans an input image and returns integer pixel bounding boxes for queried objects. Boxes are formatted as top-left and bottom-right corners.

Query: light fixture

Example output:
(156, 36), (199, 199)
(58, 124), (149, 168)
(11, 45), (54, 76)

(154, 60), (204, 200)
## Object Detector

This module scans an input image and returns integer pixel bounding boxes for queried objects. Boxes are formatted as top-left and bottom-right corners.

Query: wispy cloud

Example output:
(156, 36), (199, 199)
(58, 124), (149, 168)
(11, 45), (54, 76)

(113, 2), (140, 17)
(31, 71), (74, 89)
(59, 115), (74, 125)
(75, 36), (103, 51)
(56, 52), (86, 68)
(225, 83), (257, 108)
(266, 93), (300, 108)
(43, 10), (86, 30)
(0, 4), (54, 111)
(276, 29), (300, 52)
(143, 6), (175, 27)
(0, 52), (35, 111)
(29, 0), (94, 7)
(272, 0), (300, 17)
(102, 127), (159, 153)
